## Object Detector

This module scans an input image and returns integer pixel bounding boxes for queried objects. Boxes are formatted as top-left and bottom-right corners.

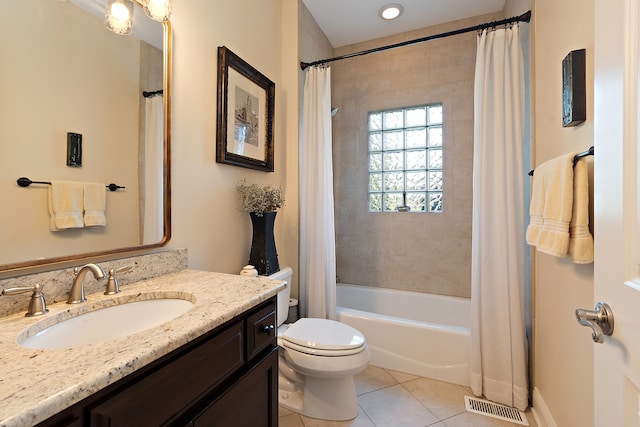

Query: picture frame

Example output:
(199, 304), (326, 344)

(216, 46), (275, 172)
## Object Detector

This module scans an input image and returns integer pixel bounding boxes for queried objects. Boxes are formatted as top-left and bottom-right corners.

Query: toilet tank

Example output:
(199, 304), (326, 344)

(268, 267), (292, 326)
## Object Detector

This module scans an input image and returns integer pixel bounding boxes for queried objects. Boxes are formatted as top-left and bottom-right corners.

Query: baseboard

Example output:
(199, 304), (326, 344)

(531, 387), (558, 427)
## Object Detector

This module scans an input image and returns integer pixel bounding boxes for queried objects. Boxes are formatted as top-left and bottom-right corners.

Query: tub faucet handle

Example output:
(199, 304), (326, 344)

(2, 283), (49, 317)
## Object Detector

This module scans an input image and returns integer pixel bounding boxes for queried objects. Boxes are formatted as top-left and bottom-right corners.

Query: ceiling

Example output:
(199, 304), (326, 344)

(301, 0), (506, 48)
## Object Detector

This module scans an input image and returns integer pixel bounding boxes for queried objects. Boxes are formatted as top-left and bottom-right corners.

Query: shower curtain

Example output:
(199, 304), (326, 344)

(142, 95), (164, 245)
(300, 66), (336, 319)
(470, 24), (528, 410)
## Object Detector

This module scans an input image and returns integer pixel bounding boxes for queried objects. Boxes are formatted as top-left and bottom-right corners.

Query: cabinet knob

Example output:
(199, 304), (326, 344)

(261, 324), (275, 335)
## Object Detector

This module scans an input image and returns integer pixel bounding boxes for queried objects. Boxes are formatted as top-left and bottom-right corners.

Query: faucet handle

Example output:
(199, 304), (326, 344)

(105, 265), (133, 295)
(2, 284), (49, 317)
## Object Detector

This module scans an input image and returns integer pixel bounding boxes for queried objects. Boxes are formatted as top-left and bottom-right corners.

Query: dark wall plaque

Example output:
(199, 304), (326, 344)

(562, 49), (586, 127)
(66, 132), (82, 167)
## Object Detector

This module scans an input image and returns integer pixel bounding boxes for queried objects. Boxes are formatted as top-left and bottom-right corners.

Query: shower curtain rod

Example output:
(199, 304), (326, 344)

(300, 10), (531, 70)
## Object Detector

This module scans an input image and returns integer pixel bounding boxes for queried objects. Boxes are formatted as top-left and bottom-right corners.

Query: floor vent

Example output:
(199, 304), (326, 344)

(464, 396), (529, 426)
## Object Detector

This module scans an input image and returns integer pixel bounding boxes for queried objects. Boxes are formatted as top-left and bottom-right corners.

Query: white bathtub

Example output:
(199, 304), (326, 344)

(336, 284), (471, 386)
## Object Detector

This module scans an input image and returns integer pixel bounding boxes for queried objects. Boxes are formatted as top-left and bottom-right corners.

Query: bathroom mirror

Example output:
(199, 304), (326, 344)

(0, 0), (171, 272)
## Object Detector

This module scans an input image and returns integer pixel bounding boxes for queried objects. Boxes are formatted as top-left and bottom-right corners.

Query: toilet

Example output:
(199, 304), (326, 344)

(269, 267), (370, 421)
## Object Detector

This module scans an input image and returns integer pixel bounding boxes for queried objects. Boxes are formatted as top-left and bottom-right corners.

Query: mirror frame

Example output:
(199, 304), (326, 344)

(1, 16), (172, 274)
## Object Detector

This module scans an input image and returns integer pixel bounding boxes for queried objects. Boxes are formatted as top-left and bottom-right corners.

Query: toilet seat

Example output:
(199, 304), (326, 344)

(281, 318), (366, 356)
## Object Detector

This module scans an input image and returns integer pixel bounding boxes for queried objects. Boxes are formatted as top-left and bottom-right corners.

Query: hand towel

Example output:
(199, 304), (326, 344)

(526, 153), (576, 257)
(567, 159), (594, 263)
(48, 181), (84, 231)
(83, 182), (107, 227)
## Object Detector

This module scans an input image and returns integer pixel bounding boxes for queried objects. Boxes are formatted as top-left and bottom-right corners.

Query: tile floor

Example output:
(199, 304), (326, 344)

(278, 365), (538, 427)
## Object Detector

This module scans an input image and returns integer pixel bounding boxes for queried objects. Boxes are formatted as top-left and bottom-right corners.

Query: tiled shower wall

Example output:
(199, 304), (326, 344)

(332, 12), (503, 298)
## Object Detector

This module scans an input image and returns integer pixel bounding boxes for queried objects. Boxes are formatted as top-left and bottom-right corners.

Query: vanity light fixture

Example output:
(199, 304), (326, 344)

(104, 0), (134, 35)
(104, 0), (172, 35)
(379, 3), (404, 20)
(142, 0), (172, 22)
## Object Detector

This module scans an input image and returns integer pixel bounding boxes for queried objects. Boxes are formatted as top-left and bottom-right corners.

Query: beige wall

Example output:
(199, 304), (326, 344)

(167, 0), (300, 292)
(532, 0), (595, 426)
(330, 13), (501, 298)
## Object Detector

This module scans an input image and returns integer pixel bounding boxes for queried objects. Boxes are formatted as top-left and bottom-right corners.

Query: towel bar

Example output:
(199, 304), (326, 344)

(16, 177), (125, 192)
(528, 146), (594, 176)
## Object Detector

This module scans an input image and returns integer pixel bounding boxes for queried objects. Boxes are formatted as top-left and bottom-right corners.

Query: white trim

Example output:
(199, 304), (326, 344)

(530, 387), (558, 427)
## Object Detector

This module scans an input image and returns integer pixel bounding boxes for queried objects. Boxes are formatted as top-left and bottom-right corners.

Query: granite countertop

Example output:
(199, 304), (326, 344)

(0, 269), (286, 427)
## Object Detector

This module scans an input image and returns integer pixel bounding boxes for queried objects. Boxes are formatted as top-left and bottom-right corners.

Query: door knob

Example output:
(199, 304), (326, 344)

(575, 302), (614, 343)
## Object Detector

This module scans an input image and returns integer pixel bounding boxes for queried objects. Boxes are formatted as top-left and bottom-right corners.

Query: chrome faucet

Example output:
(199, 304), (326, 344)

(67, 263), (106, 304)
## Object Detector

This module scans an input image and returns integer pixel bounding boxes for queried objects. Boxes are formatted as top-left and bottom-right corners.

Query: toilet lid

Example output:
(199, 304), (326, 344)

(281, 318), (366, 353)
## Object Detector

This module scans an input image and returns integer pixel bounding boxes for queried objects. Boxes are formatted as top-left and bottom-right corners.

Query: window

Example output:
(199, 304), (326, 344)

(368, 104), (443, 212)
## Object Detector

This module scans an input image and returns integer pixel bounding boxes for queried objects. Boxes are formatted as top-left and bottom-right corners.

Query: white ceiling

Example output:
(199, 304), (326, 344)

(302, 0), (506, 48)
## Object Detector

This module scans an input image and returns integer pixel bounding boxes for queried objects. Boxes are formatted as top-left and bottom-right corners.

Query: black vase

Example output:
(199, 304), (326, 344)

(249, 211), (280, 276)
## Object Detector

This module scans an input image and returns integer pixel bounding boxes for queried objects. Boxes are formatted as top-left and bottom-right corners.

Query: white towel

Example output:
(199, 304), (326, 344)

(526, 153), (576, 257)
(567, 159), (594, 263)
(84, 182), (107, 227)
(48, 181), (84, 231)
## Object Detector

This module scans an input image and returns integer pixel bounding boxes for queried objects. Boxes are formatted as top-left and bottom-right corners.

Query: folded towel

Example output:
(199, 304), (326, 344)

(84, 182), (106, 227)
(567, 159), (594, 263)
(526, 153), (576, 257)
(48, 181), (84, 231)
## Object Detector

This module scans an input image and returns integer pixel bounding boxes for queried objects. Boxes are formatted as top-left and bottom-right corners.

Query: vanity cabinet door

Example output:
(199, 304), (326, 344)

(246, 300), (276, 360)
(90, 321), (243, 426)
(191, 347), (278, 427)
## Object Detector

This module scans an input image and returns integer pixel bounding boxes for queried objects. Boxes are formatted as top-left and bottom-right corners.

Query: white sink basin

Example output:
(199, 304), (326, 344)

(19, 298), (195, 349)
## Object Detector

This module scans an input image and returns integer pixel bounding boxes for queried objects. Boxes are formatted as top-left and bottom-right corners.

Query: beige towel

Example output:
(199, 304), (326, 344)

(526, 153), (576, 257)
(48, 181), (84, 231)
(84, 182), (107, 227)
(567, 159), (594, 263)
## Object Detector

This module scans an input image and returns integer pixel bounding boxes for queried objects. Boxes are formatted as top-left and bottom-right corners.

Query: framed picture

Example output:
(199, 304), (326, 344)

(216, 46), (275, 172)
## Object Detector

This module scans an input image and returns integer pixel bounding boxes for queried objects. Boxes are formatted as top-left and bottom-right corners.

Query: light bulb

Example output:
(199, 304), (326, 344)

(104, 0), (133, 35)
(110, 2), (130, 21)
(144, 0), (172, 22)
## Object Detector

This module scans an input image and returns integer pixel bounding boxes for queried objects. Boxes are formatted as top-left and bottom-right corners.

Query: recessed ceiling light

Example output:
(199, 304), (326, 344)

(379, 3), (404, 20)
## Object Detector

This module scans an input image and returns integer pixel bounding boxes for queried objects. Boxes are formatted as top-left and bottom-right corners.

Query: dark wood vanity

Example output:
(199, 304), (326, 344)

(37, 297), (278, 427)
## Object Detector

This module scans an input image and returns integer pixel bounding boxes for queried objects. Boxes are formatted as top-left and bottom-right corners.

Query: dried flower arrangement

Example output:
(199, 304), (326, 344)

(236, 180), (285, 216)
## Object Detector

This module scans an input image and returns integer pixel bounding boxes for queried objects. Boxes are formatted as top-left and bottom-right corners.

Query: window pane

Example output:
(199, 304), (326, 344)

(384, 193), (403, 211)
(369, 173), (382, 191)
(428, 105), (443, 124)
(383, 172), (404, 191)
(406, 107), (426, 127)
(370, 193), (382, 211)
(406, 128), (426, 148)
(369, 132), (382, 151)
(383, 131), (403, 150)
(429, 171), (443, 191)
(367, 103), (443, 214)
(384, 110), (403, 129)
(428, 126), (442, 147)
(383, 151), (403, 170)
(406, 171), (427, 190)
(369, 153), (382, 171)
(369, 113), (382, 131)
(429, 149), (443, 169)
(429, 193), (443, 212)
(406, 150), (427, 170)
(407, 192), (426, 211)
